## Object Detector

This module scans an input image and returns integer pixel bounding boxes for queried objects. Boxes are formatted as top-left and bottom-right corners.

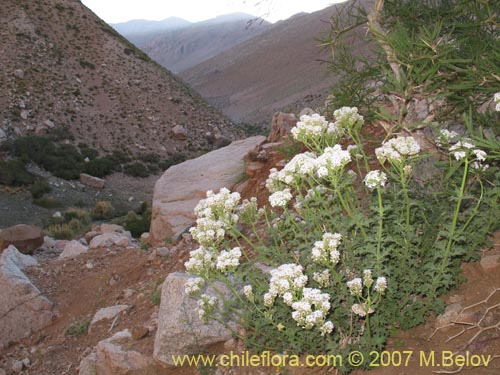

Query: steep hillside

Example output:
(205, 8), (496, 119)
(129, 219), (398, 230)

(180, 3), (370, 124)
(119, 13), (271, 74)
(0, 0), (240, 158)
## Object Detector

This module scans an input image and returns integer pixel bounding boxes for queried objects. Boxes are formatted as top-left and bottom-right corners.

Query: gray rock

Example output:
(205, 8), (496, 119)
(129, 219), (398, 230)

(44, 120), (55, 129)
(171, 125), (188, 141)
(91, 305), (129, 326)
(0, 128), (6, 141)
(11, 361), (23, 373)
(153, 272), (237, 366)
(436, 303), (462, 327)
(150, 136), (265, 245)
(480, 254), (500, 271)
(78, 352), (96, 375)
(80, 173), (105, 189)
(13, 69), (24, 79)
(58, 240), (88, 260)
(0, 224), (44, 254)
(96, 330), (155, 375)
(89, 232), (131, 249)
(0, 246), (54, 348)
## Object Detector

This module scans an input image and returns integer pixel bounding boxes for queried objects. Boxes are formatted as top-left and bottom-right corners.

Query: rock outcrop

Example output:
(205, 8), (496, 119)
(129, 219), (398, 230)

(58, 240), (89, 260)
(0, 246), (54, 348)
(153, 272), (236, 366)
(150, 136), (265, 245)
(266, 112), (297, 143)
(0, 224), (44, 254)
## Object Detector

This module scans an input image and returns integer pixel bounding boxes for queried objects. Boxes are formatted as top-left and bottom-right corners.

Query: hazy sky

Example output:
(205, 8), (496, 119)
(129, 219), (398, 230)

(81, 0), (342, 24)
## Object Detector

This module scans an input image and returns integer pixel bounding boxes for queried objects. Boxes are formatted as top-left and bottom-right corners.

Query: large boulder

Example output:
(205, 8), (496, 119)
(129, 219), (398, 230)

(267, 112), (297, 143)
(0, 224), (44, 254)
(150, 136), (265, 245)
(153, 272), (236, 366)
(0, 246), (54, 348)
(95, 330), (155, 375)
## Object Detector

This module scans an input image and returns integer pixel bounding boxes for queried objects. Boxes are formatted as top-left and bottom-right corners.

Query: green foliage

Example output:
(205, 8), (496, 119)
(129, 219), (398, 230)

(0, 159), (34, 186)
(122, 206), (151, 238)
(83, 157), (116, 178)
(320, 0), (500, 126)
(124, 162), (149, 178)
(30, 179), (52, 199)
(33, 196), (64, 209)
(46, 208), (91, 239)
(65, 319), (89, 337)
(91, 201), (114, 220)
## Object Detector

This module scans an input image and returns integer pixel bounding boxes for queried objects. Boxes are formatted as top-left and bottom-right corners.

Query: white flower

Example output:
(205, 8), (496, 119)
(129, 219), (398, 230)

(333, 106), (364, 132)
(494, 92), (500, 112)
(269, 188), (293, 208)
(197, 294), (218, 321)
(375, 136), (421, 165)
(283, 292), (294, 306)
(320, 321), (334, 336)
(184, 246), (216, 274)
(313, 269), (331, 287)
(291, 288), (331, 329)
(351, 303), (374, 317)
(449, 140), (475, 161)
(185, 277), (205, 296)
(263, 292), (275, 307)
(363, 269), (373, 288)
(314, 145), (351, 179)
(267, 264), (307, 306)
(216, 247), (241, 272)
(347, 278), (363, 297)
(243, 285), (254, 301)
(374, 277), (387, 294)
(311, 232), (342, 265)
(472, 149), (487, 162)
(364, 170), (387, 190)
(436, 129), (459, 146)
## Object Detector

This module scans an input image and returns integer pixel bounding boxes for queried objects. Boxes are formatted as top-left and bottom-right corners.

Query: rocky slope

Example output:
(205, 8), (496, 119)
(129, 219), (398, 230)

(179, 2), (370, 124)
(0, 0), (241, 157)
(115, 13), (271, 74)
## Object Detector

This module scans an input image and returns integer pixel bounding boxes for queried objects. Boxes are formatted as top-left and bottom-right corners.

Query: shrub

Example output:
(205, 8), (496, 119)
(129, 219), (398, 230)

(123, 207), (151, 238)
(30, 180), (52, 199)
(83, 157), (115, 178)
(0, 159), (34, 186)
(33, 196), (64, 209)
(46, 208), (91, 239)
(182, 105), (499, 372)
(92, 201), (114, 220)
(124, 162), (149, 178)
(65, 319), (89, 337)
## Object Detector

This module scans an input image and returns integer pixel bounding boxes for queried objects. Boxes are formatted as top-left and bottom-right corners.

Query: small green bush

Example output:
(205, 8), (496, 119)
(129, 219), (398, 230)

(33, 196), (64, 209)
(30, 180), (52, 199)
(91, 201), (114, 220)
(0, 159), (34, 186)
(123, 207), (151, 238)
(65, 319), (89, 337)
(124, 162), (149, 178)
(83, 157), (115, 178)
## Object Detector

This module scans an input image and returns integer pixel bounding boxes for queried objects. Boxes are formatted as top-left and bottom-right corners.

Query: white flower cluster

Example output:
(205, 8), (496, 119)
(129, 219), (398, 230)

(269, 188), (293, 208)
(197, 294), (217, 321)
(351, 303), (374, 317)
(191, 188), (241, 246)
(216, 247), (241, 272)
(375, 136), (421, 165)
(237, 197), (259, 223)
(264, 264), (308, 307)
(495, 92), (500, 112)
(348, 271), (387, 296)
(243, 285), (254, 301)
(291, 287), (331, 330)
(333, 106), (364, 132)
(311, 232), (342, 265)
(291, 114), (343, 145)
(315, 145), (352, 179)
(185, 246), (215, 274)
(364, 170), (387, 190)
(435, 129), (459, 147)
(312, 269), (331, 287)
(185, 277), (205, 296)
(266, 152), (317, 193)
(266, 146), (352, 192)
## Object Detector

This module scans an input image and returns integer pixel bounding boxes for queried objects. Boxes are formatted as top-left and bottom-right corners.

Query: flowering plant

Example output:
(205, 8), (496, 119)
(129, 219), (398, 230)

(182, 101), (498, 372)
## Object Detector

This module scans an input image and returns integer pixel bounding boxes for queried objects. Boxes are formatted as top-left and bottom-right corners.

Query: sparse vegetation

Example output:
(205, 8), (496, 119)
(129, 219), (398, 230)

(0, 159), (34, 186)
(46, 208), (92, 239)
(65, 319), (89, 337)
(91, 200), (114, 220)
